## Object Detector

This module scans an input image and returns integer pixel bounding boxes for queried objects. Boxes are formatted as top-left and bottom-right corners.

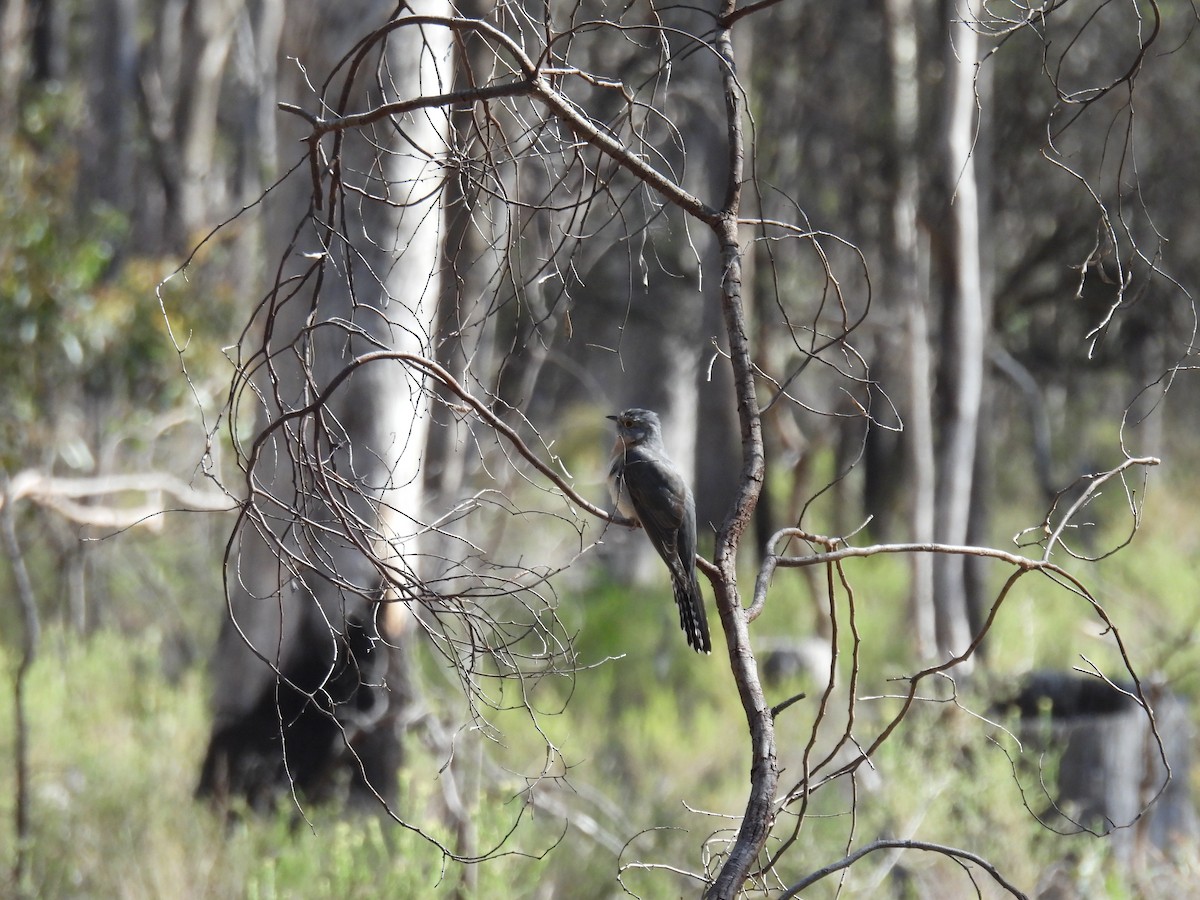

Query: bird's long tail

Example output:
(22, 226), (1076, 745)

(672, 574), (711, 653)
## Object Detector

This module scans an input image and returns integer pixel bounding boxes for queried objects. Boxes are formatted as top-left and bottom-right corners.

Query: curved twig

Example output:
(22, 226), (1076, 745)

(779, 838), (1028, 899)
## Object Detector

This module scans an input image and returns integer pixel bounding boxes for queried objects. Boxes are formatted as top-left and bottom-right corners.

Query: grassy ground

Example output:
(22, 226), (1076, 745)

(3, 460), (1200, 897)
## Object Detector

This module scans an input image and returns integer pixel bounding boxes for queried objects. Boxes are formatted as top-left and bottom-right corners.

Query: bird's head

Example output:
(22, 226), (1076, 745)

(607, 408), (662, 447)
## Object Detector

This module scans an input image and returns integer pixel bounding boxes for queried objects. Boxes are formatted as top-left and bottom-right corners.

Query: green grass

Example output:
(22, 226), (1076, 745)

(0, 631), (558, 898)
(4, 463), (1200, 897)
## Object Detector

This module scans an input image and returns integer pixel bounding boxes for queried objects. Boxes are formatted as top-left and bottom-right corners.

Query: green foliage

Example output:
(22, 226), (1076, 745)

(0, 85), (237, 465)
(1, 88), (113, 453)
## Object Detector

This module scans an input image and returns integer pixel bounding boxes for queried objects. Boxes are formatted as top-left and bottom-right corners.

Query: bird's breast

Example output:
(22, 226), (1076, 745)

(608, 458), (639, 521)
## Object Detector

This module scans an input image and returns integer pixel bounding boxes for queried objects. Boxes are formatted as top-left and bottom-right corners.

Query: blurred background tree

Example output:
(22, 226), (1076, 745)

(2, 0), (1199, 897)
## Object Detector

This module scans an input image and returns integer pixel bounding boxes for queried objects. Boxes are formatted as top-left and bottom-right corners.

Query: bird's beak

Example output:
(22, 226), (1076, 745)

(606, 415), (619, 422)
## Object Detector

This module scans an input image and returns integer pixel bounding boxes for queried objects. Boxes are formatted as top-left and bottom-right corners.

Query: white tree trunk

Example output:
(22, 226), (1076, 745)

(933, 0), (986, 661)
(374, 0), (452, 632)
(203, 1), (450, 802)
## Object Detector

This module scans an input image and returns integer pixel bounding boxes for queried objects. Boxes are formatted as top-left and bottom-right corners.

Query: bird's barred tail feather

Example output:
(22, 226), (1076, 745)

(672, 575), (711, 653)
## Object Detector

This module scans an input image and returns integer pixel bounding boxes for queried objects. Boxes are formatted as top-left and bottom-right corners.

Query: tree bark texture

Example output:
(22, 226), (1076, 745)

(201, 0), (450, 807)
(1011, 672), (1197, 863)
(932, 0), (985, 662)
(706, 4), (774, 895)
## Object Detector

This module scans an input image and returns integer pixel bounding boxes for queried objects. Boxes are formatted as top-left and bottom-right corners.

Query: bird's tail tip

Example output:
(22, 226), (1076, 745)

(673, 578), (712, 654)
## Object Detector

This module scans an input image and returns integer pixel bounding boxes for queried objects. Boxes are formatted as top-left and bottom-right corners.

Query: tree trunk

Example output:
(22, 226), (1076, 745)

(1011, 672), (1197, 864)
(82, 0), (139, 219)
(200, 0), (450, 807)
(885, 0), (937, 659)
(931, 0), (985, 662)
(706, 4), (773, 894)
(0, 0), (29, 139)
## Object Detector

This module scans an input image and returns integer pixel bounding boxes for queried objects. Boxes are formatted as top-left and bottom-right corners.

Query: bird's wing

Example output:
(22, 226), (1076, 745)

(619, 450), (690, 574)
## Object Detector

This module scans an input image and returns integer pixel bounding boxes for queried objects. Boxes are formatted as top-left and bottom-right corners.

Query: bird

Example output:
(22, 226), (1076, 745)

(607, 408), (712, 653)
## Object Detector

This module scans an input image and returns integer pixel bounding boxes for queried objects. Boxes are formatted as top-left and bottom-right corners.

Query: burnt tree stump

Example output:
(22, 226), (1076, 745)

(1007, 670), (1197, 862)
(197, 569), (409, 812)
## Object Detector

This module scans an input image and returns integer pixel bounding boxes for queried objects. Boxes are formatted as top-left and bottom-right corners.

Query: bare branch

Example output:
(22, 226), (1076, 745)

(0, 469), (236, 530)
(780, 838), (1029, 899)
(718, 0), (788, 30)
(1036, 456), (1159, 561)
(244, 348), (617, 524)
(281, 14), (719, 225)
(750, 531), (1052, 622)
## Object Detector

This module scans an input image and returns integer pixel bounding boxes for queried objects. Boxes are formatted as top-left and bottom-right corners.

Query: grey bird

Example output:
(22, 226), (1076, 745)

(607, 408), (712, 653)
